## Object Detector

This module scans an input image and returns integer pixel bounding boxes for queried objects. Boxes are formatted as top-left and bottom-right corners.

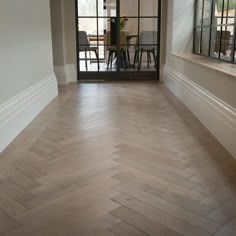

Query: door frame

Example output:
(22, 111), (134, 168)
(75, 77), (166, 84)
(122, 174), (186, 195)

(75, 0), (162, 81)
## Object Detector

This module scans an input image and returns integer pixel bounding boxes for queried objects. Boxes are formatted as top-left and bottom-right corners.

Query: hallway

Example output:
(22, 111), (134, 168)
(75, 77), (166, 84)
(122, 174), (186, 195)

(0, 82), (236, 236)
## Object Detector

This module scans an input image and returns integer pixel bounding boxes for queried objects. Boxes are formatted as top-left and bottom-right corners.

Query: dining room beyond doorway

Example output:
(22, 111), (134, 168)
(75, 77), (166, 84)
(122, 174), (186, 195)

(75, 0), (161, 80)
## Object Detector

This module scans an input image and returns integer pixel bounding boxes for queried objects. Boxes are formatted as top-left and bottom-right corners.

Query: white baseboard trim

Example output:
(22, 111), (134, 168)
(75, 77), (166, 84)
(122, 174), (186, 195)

(54, 64), (77, 85)
(163, 64), (236, 159)
(54, 66), (67, 85)
(0, 73), (58, 153)
(65, 64), (77, 83)
(160, 64), (165, 82)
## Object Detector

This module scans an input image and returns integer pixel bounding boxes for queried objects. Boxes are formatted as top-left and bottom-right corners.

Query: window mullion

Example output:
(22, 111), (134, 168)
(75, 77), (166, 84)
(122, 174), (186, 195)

(194, 0), (236, 64)
(200, 0), (205, 54)
(208, 0), (215, 56)
(232, 3), (236, 63)
(218, 0), (225, 59)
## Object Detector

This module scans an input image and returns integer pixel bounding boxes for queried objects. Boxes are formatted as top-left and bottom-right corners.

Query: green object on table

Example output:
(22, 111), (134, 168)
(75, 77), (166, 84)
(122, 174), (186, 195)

(120, 16), (128, 31)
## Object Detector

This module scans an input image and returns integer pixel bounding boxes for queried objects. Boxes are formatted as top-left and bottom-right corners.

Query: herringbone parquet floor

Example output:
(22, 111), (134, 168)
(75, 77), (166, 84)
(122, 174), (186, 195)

(0, 82), (236, 236)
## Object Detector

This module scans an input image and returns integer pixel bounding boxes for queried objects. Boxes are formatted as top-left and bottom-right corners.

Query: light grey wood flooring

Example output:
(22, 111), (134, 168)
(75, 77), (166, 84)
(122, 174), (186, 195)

(0, 82), (236, 236)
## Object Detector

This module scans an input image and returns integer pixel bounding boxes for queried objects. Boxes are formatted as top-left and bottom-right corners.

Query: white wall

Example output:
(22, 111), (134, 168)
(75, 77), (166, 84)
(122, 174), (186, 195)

(50, 0), (77, 84)
(50, 0), (65, 67)
(0, 0), (55, 104)
(163, 0), (236, 158)
(62, 0), (77, 66)
(0, 0), (58, 153)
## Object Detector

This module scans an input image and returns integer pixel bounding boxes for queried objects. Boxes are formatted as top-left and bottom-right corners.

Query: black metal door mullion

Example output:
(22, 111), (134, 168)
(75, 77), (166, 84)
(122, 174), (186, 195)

(75, 0), (80, 79)
(117, 0), (121, 76)
(96, 0), (99, 70)
(137, 0), (141, 71)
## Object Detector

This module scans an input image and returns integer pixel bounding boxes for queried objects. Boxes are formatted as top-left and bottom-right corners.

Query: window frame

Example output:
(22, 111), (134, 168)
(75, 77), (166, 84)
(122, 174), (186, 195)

(75, 0), (162, 80)
(193, 0), (236, 64)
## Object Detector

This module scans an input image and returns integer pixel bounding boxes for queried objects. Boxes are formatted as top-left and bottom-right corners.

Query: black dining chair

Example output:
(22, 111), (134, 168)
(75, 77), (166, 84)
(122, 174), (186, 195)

(78, 31), (100, 70)
(133, 31), (158, 70)
(105, 31), (128, 70)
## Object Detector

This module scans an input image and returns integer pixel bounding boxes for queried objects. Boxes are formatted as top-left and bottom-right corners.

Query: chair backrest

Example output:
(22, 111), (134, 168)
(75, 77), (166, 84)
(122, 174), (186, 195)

(215, 30), (231, 54)
(78, 31), (89, 51)
(216, 30), (231, 40)
(139, 31), (158, 50)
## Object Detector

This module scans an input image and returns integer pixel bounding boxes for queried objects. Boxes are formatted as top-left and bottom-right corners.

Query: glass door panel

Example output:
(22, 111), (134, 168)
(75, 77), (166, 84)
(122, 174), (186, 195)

(76, 0), (161, 78)
(120, 0), (138, 17)
(140, 0), (158, 16)
(104, 0), (117, 17)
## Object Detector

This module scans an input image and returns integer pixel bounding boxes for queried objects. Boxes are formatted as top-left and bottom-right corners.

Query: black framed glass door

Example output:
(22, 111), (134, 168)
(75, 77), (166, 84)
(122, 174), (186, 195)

(75, 0), (161, 80)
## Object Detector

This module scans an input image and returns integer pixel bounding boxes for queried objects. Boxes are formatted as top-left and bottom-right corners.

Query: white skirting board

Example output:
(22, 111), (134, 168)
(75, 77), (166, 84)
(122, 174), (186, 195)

(0, 73), (58, 153)
(54, 64), (77, 85)
(65, 64), (77, 83)
(163, 65), (236, 159)
(54, 66), (67, 85)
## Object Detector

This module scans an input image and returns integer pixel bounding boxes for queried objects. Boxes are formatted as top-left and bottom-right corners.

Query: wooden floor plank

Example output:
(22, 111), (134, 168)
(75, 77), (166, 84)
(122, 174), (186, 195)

(207, 197), (236, 224)
(0, 210), (19, 235)
(0, 190), (26, 217)
(113, 172), (214, 217)
(113, 182), (222, 233)
(215, 218), (236, 236)
(0, 82), (235, 236)
(112, 194), (212, 236)
(110, 206), (181, 236)
(109, 220), (150, 236)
